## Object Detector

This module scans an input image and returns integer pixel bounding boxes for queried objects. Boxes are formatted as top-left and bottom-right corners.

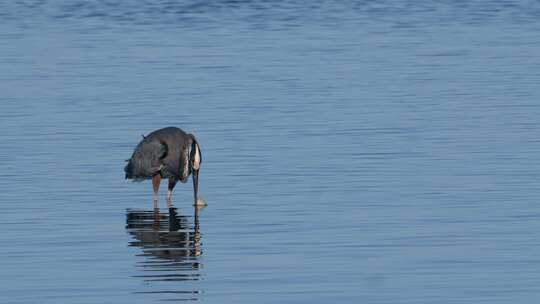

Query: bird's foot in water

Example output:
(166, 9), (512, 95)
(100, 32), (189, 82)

(153, 196), (158, 209)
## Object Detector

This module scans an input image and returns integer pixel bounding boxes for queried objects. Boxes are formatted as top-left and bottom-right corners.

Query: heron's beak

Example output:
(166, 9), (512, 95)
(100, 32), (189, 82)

(192, 169), (199, 205)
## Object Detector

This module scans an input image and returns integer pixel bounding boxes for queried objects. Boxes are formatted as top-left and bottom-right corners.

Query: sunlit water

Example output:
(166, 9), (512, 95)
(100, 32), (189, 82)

(1, 1), (540, 303)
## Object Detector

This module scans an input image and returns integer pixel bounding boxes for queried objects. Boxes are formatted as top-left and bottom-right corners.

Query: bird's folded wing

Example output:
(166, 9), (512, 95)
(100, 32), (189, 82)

(129, 139), (168, 178)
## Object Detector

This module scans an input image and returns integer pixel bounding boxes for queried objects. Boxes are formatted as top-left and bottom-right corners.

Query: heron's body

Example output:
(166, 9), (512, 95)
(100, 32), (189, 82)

(124, 127), (202, 207)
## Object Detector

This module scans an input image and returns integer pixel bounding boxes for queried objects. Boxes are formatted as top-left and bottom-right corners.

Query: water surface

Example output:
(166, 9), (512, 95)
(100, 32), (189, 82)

(1, 1), (540, 303)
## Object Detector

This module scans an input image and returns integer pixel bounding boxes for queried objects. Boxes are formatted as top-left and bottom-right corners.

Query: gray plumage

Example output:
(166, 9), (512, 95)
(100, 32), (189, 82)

(124, 127), (201, 183)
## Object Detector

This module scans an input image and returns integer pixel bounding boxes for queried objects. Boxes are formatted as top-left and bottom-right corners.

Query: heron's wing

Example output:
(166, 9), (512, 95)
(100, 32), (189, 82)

(146, 139), (168, 172)
(127, 139), (168, 178)
(159, 136), (192, 182)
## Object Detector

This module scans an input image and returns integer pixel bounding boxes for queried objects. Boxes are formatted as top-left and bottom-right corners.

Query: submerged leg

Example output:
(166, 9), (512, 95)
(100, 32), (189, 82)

(167, 178), (177, 208)
(152, 174), (161, 208)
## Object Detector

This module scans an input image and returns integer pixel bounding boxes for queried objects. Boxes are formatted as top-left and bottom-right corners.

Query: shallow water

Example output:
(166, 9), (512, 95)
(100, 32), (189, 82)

(2, 1), (540, 303)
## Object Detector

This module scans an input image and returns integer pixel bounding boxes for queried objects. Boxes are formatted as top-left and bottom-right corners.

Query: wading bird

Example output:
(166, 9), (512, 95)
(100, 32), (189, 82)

(124, 127), (202, 208)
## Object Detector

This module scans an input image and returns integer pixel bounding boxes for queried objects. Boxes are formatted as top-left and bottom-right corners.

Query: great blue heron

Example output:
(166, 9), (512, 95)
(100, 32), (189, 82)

(124, 127), (202, 208)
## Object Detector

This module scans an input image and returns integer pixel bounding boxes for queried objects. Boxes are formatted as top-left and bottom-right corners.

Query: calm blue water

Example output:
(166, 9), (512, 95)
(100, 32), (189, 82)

(2, 1), (540, 303)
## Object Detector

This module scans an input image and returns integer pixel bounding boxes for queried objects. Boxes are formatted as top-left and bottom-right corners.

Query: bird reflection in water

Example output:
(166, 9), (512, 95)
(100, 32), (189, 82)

(126, 207), (203, 301)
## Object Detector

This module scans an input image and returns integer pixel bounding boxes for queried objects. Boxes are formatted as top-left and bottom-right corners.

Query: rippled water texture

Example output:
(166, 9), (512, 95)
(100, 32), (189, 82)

(2, 1), (540, 303)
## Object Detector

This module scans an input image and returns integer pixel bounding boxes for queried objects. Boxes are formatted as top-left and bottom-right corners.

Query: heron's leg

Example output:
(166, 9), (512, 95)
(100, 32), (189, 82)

(167, 178), (177, 208)
(153, 208), (160, 230)
(152, 174), (161, 208)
